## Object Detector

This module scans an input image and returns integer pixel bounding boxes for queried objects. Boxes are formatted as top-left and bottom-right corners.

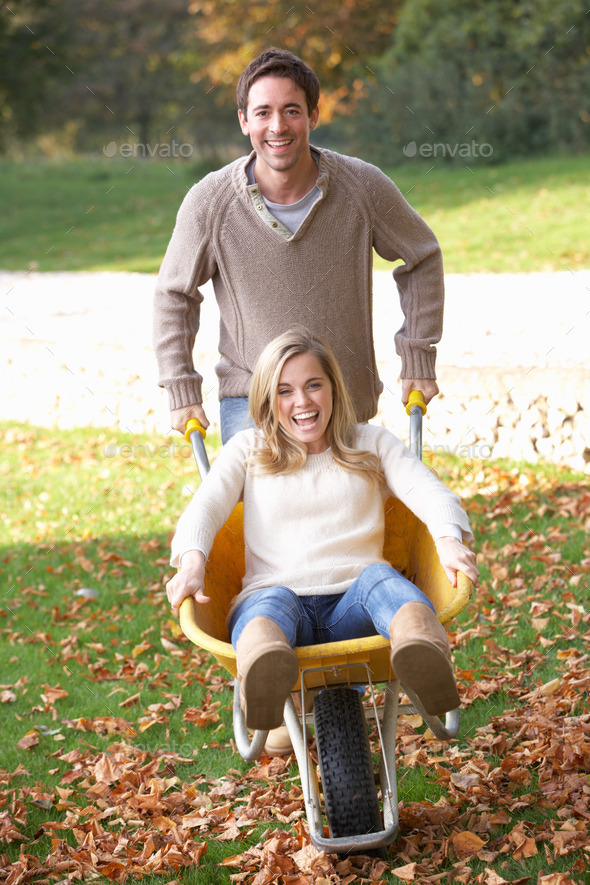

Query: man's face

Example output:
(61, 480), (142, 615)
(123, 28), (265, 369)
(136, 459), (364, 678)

(238, 75), (319, 174)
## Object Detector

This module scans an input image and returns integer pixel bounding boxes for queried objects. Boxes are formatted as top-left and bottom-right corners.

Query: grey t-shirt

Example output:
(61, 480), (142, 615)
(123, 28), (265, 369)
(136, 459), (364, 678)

(246, 158), (321, 234)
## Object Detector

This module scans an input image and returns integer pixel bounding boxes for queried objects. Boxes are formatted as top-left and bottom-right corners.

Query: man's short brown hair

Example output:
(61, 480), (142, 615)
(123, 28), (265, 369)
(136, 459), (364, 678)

(237, 48), (320, 118)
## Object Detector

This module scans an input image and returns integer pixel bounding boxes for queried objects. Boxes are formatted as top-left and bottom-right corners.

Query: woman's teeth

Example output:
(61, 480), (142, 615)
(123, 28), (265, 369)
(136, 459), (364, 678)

(293, 411), (318, 426)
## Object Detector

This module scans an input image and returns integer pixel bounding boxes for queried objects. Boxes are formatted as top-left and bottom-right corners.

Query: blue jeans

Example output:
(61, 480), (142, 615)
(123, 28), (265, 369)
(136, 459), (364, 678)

(228, 562), (435, 647)
(220, 396), (254, 444)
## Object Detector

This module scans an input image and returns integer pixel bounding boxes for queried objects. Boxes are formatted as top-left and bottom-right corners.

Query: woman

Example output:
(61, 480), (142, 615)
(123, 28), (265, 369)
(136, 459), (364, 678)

(166, 328), (478, 731)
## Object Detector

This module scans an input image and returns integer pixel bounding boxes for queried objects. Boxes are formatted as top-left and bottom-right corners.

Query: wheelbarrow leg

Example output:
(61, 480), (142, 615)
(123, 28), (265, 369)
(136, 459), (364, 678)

(379, 680), (401, 836)
(232, 681), (269, 761)
(283, 694), (325, 841)
(403, 686), (461, 740)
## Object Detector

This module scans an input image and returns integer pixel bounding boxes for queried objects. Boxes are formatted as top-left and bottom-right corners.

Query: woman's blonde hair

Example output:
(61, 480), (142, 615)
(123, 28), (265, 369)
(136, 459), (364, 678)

(248, 327), (384, 485)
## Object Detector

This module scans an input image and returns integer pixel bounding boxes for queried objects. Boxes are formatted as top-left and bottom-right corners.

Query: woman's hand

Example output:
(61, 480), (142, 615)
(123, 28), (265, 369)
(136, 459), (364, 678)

(435, 536), (479, 589)
(166, 549), (210, 613)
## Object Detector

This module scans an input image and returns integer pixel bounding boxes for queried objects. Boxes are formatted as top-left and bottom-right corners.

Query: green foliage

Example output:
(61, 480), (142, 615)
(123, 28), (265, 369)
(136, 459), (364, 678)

(0, 0), (73, 150)
(376, 154), (590, 274)
(350, 0), (590, 166)
(186, 0), (402, 122)
(2, 0), (588, 163)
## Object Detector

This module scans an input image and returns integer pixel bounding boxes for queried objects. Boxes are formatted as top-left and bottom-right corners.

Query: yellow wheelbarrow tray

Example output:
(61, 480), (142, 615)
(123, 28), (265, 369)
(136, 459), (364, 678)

(179, 396), (474, 855)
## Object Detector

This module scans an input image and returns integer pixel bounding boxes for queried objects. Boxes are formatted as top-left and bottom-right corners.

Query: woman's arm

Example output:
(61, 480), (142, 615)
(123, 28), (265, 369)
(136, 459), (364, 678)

(171, 432), (249, 564)
(374, 429), (473, 540)
(362, 426), (478, 585)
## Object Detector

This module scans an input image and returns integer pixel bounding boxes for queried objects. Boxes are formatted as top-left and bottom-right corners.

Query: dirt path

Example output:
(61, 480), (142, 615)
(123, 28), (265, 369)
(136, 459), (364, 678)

(2, 269), (589, 437)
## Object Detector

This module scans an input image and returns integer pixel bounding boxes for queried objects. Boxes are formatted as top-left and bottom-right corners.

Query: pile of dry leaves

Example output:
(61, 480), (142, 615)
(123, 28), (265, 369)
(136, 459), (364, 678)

(2, 645), (588, 884)
(2, 466), (589, 883)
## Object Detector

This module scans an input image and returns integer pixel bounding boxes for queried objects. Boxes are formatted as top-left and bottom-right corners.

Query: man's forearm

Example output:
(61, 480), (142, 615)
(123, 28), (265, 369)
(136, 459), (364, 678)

(153, 284), (204, 410)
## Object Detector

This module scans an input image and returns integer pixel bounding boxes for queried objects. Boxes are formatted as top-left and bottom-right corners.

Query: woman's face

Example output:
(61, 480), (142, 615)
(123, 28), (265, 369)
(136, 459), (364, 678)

(276, 352), (333, 454)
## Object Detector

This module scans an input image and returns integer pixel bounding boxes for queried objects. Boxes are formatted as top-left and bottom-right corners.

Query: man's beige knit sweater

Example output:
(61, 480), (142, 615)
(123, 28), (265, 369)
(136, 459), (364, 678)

(153, 148), (444, 422)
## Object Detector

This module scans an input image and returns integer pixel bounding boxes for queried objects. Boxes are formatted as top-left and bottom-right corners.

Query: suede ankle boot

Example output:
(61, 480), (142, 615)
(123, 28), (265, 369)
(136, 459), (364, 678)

(389, 601), (460, 716)
(236, 617), (299, 731)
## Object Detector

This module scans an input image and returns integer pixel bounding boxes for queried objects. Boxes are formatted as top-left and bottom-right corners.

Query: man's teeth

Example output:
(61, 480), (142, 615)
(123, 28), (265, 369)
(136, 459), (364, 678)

(268, 139), (292, 146)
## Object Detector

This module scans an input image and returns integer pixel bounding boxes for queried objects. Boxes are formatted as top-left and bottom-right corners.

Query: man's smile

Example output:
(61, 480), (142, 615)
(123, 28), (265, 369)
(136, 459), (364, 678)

(266, 138), (294, 148)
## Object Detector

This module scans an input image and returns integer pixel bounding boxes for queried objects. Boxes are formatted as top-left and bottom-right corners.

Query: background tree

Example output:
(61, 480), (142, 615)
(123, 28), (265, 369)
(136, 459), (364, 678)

(1, 0), (587, 163)
(50, 0), (228, 154)
(184, 0), (402, 122)
(0, 0), (72, 151)
(351, 0), (590, 166)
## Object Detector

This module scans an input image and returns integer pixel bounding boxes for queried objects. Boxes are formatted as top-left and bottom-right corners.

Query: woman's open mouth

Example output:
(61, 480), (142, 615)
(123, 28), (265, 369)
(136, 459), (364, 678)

(292, 410), (318, 428)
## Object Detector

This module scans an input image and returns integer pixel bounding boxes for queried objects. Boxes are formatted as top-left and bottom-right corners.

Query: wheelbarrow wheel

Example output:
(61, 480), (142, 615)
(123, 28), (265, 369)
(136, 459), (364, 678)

(314, 687), (383, 840)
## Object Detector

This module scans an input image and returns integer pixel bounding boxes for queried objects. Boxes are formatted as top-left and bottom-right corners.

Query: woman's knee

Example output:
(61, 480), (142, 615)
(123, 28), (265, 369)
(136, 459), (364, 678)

(355, 562), (435, 617)
(229, 586), (300, 645)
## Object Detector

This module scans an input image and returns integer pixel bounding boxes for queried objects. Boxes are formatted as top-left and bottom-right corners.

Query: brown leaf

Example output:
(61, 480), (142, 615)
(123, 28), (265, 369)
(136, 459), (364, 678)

(183, 706), (220, 727)
(538, 876), (578, 885)
(131, 640), (153, 658)
(450, 770), (481, 791)
(450, 830), (487, 860)
(490, 563), (510, 581)
(41, 683), (69, 705)
(390, 861), (418, 881)
(510, 822), (538, 860)
(539, 677), (563, 697)
(65, 715), (137, 736)
(483, 870), (510, 885)
(118, 692), (141, 708)
(16, 730), (39, 750)
(93, 755), (125, 784)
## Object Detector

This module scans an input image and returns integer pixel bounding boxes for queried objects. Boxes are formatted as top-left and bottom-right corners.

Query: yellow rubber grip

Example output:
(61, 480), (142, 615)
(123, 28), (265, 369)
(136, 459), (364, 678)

(184, 418), (206, 442)
(405, 389), (427, 416)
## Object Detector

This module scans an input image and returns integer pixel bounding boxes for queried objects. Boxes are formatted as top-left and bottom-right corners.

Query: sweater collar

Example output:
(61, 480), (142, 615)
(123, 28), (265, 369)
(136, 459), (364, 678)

(303, 447), (334, 470)
(235, 147), (331, 198)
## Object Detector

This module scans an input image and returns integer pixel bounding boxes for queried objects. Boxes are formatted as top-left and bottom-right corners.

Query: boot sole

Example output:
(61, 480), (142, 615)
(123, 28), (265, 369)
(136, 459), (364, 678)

(391, 640), (460, 716)
(242, 646), (299, 731)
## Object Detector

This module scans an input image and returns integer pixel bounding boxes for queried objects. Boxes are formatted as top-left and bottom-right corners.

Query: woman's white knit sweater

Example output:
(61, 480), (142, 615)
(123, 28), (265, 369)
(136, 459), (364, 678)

(171, 425), (473, 609)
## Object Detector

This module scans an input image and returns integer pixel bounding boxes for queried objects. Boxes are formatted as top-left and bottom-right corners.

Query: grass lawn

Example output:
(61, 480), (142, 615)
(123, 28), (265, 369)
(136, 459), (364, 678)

(1, 422), (589, 883)
(377, 153), (590, 275)
(1, 153), (589, 275)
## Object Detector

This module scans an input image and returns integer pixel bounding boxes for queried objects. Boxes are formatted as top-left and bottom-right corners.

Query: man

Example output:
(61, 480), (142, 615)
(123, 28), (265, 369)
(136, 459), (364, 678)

(153, 48), (443, 442)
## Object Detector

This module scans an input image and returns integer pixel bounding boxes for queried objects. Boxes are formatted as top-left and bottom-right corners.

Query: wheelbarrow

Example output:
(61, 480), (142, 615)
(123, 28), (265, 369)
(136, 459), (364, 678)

(178, 392), (474, 855)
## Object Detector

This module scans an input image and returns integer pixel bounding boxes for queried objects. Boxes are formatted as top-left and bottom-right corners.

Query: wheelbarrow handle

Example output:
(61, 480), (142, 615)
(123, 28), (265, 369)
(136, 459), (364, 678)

(184, 418), (210, 479)
(405, 390), (426, 461)
(405, 389), (427, 417)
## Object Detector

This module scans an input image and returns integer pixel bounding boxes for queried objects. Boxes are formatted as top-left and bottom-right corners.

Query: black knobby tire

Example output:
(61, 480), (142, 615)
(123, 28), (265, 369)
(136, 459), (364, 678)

(314, 687), (383, 839)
